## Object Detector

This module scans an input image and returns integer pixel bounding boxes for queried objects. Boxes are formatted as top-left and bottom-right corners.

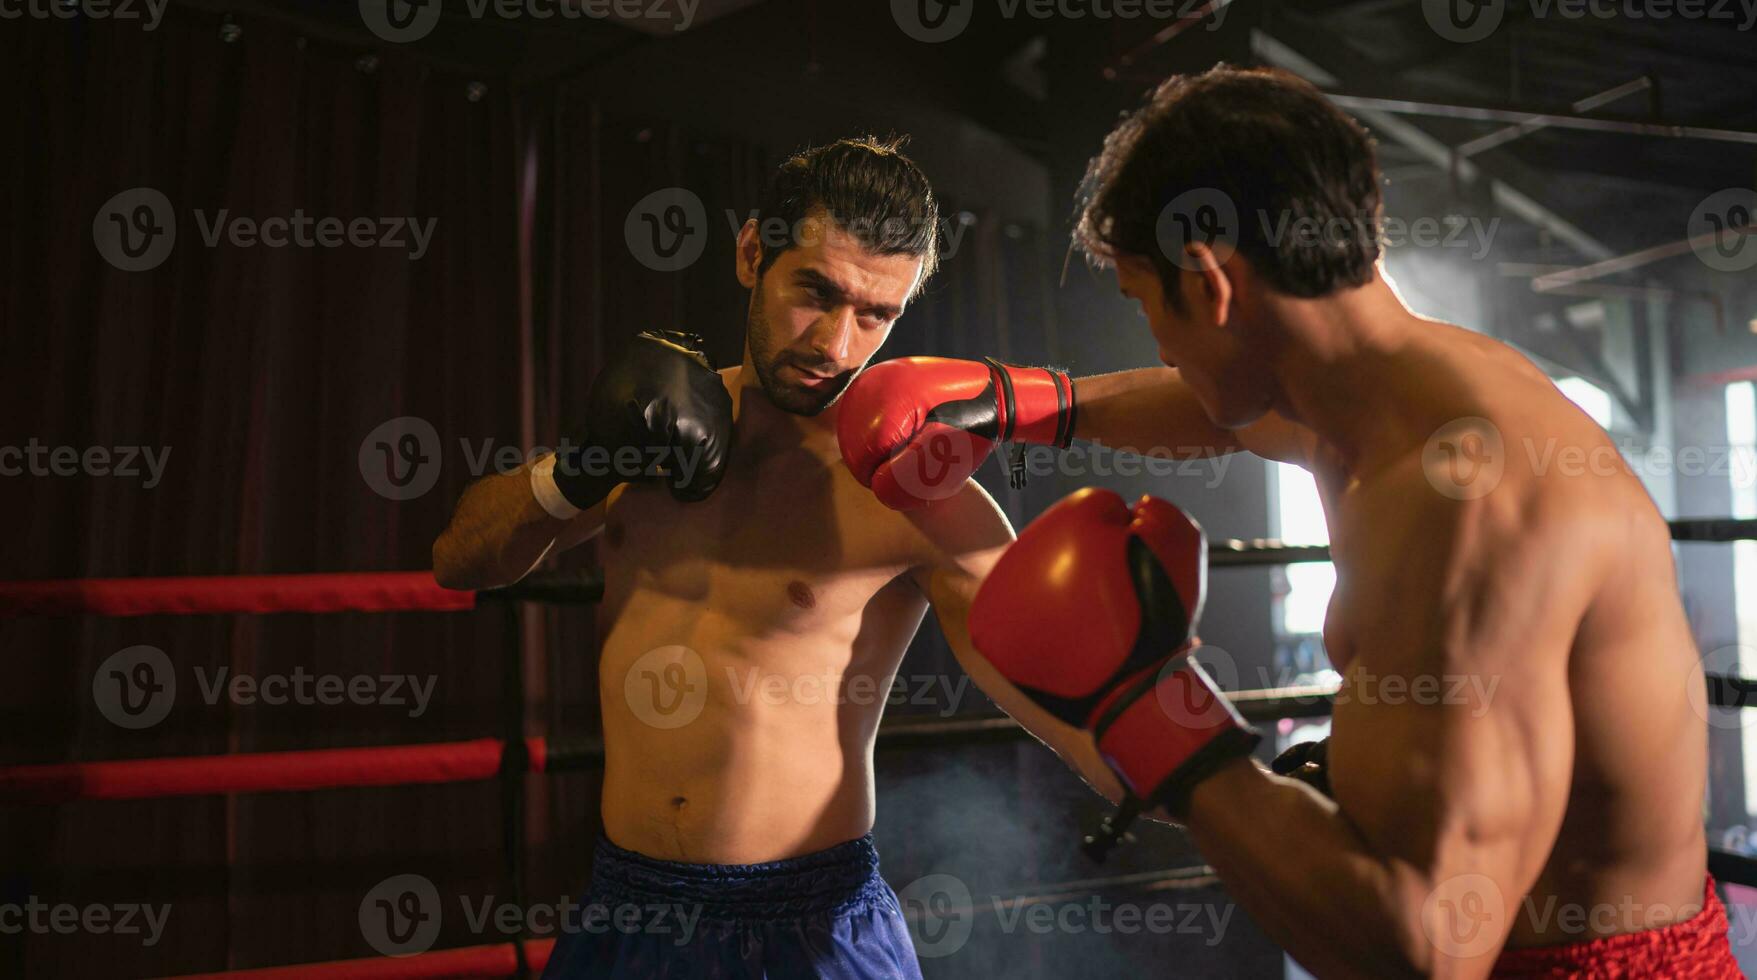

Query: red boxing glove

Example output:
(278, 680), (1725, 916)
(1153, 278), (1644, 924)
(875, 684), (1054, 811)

(837, 356), (1076, 510)
(970, 488), (1259, 855)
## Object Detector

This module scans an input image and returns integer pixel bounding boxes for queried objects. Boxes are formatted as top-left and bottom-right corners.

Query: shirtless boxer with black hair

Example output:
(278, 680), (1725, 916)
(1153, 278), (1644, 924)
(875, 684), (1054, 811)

(433, 136), (1119, 979)
(843, 67), (1740, 977)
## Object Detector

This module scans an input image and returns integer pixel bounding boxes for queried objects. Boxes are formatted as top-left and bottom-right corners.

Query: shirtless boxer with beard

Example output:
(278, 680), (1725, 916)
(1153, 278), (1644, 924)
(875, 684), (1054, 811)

(432, 137), (1120, 979)
(840, 68), (1742, 977)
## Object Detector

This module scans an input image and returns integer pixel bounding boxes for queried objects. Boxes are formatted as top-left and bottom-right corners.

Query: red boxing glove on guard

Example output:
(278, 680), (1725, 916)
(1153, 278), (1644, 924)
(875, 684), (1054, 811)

(970, 488), (1259, 825)
(837, 356), (1075, 510)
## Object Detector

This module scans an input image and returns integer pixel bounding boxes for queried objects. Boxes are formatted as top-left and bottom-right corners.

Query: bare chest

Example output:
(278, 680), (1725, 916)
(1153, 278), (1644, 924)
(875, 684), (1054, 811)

(600, 444), (917, 633)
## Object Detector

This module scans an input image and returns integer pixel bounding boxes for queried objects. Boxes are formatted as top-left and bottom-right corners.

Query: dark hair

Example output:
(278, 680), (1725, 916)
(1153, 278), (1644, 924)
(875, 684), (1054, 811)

(754, 135), (940, 288)
(1076, 65), (1383, 307)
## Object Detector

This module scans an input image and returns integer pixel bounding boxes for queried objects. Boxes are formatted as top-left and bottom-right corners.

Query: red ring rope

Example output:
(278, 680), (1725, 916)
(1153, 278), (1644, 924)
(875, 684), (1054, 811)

(0, 571), (475, 618)
(159, 938), (555, 979)
(0, 737), (554, 803)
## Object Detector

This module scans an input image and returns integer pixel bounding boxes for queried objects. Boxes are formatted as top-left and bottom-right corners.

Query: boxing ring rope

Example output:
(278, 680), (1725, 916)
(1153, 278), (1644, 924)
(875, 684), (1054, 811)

(0, 571), (478, 618)
(3, 514), (1746, 616)
(6, 513), (1757, 977)
(12, 675), (1757, 796)
(159, 939), (556, 980)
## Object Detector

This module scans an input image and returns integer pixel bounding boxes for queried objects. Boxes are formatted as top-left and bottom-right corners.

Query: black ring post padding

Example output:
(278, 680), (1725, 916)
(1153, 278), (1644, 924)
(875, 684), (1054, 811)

(1229, 685), (1338, 723)
(1208, 542), (1334, 567)
(479, 571), (605, 605)
(870, 715), (1025, 752)
(1669, 518), (1757, 542)
(498, 602), (531, 979)
(471, 518), (1757, 606)
(524, 674), (1757, 777)
(542, 735), (607, 772)
(864, 672), (1757, 744)
(1709, 673), (1757, 710)
(1205, 518), (1757, 570)
(1709, 847), (1757, 889)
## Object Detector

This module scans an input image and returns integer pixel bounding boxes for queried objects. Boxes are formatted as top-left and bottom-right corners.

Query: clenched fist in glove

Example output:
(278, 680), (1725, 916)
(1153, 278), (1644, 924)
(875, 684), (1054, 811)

(534, 330), (734, 516)
(969, 487), (1260, 859)
(837, 356), (1076, 509)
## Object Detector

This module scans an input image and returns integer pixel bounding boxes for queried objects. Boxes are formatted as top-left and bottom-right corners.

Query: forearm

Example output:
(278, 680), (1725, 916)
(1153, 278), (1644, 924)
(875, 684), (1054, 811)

(432, 456), (600, 590)
(944, 613), (1128, 802)
(1072, 367), (1241, 457)
(1185, 758), (1442, 979)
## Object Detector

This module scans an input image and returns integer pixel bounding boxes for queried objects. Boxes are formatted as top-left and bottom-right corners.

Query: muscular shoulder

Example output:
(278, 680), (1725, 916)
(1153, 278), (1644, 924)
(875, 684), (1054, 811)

(904, 479), (1017, 566)
(1342, 453), (1606, 665)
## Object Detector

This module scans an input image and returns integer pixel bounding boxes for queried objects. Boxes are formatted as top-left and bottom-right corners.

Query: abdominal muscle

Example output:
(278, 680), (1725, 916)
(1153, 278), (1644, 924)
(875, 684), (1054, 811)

(596, 579), (926, 866)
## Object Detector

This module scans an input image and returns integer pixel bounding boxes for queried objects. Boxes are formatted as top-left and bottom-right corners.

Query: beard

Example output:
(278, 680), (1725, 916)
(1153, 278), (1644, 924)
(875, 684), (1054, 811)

(745, 288), (856, 417)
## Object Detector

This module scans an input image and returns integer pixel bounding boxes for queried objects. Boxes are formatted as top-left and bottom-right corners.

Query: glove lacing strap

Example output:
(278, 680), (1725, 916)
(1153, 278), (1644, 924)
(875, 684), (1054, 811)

(983, 357), (1076, 491)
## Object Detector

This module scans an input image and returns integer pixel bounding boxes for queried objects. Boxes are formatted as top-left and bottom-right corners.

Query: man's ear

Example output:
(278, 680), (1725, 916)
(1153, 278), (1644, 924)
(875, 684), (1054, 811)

(735, 219), (763, 289)
(1187, 243), (1234, 328)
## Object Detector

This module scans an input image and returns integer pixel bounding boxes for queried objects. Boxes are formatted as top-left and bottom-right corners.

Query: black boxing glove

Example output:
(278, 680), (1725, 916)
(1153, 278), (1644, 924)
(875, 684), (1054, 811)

(536, 330), (733, 513)
(1270, 738), (1332, 799)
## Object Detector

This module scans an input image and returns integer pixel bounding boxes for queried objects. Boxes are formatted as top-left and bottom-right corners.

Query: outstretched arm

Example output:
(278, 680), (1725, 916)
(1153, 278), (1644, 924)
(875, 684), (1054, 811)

(1073, 367), (1314, 464)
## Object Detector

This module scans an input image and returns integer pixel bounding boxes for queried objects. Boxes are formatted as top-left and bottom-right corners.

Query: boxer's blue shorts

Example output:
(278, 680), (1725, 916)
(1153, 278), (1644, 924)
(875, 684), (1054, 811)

(542, 834), (922, 979)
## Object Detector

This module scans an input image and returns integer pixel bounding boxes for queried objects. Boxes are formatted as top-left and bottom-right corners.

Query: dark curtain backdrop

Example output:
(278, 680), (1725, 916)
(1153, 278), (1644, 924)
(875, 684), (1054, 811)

(0, 8), (1251, 978)
(0, 7), (522, 975)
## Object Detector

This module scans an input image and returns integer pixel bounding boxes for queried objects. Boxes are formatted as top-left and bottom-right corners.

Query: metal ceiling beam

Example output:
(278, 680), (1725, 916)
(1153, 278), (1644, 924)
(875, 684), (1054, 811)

(1325, 93), (1757, 148)
(1251, 30), (1616, 262)
(1454, 76), (1655, 158)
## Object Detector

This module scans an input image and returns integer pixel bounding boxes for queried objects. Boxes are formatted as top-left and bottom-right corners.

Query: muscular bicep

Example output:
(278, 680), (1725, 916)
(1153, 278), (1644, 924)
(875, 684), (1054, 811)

(1327, 513), (1580, 967)
(1073, 366), (1313, 465)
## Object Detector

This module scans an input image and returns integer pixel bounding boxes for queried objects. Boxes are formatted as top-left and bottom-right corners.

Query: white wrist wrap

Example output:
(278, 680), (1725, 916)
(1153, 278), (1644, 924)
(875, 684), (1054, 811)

(530, 454), (582, 520)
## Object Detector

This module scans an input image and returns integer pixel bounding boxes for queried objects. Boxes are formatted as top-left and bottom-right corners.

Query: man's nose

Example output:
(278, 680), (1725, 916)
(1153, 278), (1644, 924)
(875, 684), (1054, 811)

(806, 307), (855, 363)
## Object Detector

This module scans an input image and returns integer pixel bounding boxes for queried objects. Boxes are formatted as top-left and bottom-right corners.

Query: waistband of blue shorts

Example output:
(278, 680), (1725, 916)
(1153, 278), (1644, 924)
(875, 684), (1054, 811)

(587, 834), (890, 921)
